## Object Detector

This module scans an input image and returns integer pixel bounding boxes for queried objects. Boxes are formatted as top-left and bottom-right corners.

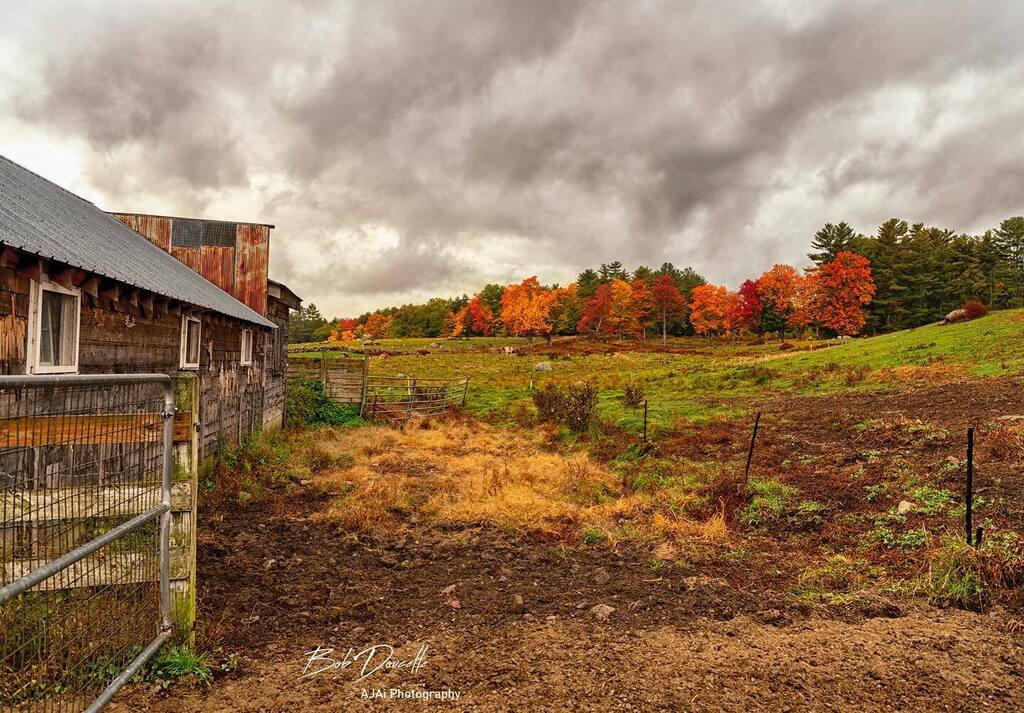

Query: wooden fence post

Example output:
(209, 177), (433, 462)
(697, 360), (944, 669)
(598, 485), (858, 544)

(170, 371), (200, 645)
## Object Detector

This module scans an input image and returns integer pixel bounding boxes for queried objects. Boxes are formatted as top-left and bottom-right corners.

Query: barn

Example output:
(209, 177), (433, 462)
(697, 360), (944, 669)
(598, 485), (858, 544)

(0, 154), (301, 464)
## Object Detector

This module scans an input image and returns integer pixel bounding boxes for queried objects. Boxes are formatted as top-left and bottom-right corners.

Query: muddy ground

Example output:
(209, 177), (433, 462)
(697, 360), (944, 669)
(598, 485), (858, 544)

(114, 379), (1024, 711)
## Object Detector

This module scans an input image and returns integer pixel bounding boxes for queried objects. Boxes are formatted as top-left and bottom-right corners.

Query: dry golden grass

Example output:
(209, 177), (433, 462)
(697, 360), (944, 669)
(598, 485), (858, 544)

(308, 418), (728, 549)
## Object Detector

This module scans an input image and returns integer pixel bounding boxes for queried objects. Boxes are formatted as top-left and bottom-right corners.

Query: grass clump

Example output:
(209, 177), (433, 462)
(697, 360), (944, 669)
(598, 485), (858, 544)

(147, 646), (212, 683)
(926, 537), (987, 609)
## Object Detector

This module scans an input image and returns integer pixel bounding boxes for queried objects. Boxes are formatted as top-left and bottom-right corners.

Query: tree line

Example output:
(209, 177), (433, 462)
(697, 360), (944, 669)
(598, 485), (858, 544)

(287, 216), (1024, 342)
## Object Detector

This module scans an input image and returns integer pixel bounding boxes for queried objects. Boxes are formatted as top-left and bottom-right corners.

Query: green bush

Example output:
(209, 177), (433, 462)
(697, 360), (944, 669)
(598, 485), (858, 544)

(286, 378), (363, 427)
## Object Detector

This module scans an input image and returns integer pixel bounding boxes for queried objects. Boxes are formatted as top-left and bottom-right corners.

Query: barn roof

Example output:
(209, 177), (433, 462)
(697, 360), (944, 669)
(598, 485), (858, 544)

(0, 155), (275, 328)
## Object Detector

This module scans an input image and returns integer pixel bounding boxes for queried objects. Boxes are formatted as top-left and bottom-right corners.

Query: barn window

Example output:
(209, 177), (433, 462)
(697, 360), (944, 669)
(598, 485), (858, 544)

(240, 329), (253, 366)
(180, 316), (202, 369)
(27, 279), (81, 374)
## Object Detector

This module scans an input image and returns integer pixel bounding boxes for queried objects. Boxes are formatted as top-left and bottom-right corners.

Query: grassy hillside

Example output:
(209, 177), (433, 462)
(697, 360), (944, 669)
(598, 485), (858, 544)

(773, 308), (1024, 378)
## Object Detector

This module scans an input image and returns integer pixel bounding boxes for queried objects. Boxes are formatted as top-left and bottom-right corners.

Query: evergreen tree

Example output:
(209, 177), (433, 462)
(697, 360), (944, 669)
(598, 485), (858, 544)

(576, 269), (601, 298)
(598, 261), (630, 283)
(994, 217), (1024, 306)
(808, 222), (857, 264)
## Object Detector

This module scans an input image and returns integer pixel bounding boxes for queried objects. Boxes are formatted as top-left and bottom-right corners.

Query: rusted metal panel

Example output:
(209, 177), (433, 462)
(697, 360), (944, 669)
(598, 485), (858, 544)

(200, 246), (235, 294)
(111, 213), (172, 251)
(170, 245), (201, 273)
(235, 224), (268, 315)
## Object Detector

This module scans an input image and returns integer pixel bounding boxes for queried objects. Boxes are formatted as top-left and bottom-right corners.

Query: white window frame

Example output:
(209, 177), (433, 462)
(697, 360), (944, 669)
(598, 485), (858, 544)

(26, 277), (81, 375)
(180, 315), (202, 369)
(240, 329), (253, 366)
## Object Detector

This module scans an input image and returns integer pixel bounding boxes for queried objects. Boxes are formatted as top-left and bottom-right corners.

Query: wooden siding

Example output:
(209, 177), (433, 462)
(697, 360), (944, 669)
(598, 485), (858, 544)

(0, 248), (275, 463)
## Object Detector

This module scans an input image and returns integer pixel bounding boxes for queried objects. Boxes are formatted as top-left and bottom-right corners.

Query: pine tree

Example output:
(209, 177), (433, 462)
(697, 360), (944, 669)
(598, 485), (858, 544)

(808, 222), (857, 264)
(994, 217), (1024, 306)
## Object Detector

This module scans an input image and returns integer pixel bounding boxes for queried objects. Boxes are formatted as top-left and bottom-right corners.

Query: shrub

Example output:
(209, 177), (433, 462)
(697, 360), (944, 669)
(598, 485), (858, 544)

(563, 382), (599, 433)
(286, 378), (363, 427)
(962, 300), (988, 320)
(622, 382), (645, 408)
(532, 383), (564, 423)
(531, 381), (599, 433)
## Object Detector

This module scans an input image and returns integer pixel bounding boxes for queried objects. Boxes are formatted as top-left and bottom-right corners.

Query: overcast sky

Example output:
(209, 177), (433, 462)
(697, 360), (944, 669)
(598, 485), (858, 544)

(2, 1), (1023, 317)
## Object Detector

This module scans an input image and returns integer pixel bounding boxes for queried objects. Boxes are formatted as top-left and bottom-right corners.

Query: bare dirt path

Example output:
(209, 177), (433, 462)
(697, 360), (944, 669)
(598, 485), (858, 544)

(113, 492), (1024, 711)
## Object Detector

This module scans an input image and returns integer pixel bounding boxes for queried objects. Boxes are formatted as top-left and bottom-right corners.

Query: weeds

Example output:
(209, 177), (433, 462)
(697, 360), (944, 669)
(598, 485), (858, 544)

(926, 537), (986, 609)
(740, 479), (797, 528)
(286, 378), (364, 427)
(147, 646), (213, 684)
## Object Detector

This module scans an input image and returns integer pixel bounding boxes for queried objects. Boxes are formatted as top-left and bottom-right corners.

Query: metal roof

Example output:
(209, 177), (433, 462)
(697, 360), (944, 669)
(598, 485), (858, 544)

(0, 155), (275, 328)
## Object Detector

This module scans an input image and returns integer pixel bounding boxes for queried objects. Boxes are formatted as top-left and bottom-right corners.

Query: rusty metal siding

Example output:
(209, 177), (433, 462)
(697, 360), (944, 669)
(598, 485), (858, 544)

(113, 213), (172, 251)
(235, 224), (268, 315)
(170, 245), (202, 273)
(200, 246), (235, 294)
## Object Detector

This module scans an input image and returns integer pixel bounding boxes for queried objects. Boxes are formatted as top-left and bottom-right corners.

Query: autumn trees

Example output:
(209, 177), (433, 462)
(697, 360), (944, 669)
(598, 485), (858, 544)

(812, 251), (876, 335)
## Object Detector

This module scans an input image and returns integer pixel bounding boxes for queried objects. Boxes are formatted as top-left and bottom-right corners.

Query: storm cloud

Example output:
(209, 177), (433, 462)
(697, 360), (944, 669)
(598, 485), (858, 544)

(2, 0), (1023, 316)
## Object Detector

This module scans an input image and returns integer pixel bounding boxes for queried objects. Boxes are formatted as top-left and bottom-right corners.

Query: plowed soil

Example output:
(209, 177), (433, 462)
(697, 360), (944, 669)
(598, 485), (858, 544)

(113, 379), (1024, 711)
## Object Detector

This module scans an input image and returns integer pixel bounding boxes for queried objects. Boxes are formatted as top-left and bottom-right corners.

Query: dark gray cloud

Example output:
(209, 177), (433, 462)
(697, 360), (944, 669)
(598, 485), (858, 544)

(2, 0), (1023, 316)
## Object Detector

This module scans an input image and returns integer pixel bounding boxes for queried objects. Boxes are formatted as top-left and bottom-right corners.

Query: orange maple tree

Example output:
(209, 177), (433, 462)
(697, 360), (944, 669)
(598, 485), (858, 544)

(689, 284), (732, 336)
(813, 251), (876, 335)
(500, 277), (558, 341)
(362, 313), (393, 339)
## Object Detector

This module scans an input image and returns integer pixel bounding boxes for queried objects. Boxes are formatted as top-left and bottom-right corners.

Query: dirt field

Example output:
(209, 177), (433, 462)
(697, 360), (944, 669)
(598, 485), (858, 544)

(108, 375), (1024, 711)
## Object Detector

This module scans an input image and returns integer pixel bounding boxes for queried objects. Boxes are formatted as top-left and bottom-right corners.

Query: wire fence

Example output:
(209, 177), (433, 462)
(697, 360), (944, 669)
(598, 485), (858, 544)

(0, 374), (174, 713)
(361, 376), (469, 421)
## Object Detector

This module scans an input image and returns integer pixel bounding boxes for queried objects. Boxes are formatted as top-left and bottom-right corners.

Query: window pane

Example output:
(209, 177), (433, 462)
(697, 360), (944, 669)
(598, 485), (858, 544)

(186, 320), (201, 364)
(39, 291), (58, 365)
(59, 292), (77, 365)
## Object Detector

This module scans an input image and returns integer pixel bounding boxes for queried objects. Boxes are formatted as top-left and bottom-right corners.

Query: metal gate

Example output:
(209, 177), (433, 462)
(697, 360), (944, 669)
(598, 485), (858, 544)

(0, 374), (175, 712)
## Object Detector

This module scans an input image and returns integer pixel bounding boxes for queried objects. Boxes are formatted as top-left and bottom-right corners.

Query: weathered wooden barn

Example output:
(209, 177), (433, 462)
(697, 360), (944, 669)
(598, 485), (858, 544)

(0, 155), (300, 463)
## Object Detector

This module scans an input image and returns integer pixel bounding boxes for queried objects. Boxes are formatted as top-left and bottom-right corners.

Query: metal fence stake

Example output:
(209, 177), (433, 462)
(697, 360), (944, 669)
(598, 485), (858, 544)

(966, 426), (974, 545)
(744, 411), (762, 482)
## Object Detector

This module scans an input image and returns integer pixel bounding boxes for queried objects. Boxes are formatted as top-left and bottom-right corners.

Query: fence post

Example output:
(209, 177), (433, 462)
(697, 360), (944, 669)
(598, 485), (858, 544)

(744, 411), (762, 482)
(642, 400), (648, 442)
(170, 371), (200, 644)
(462, 378), (469, 406)
(408, 378), (417, 419)
(966, 426), (974, 546)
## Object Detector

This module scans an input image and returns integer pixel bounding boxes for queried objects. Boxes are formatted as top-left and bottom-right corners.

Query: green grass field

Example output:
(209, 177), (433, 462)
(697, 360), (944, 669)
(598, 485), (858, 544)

(290, 309), (1024, 434)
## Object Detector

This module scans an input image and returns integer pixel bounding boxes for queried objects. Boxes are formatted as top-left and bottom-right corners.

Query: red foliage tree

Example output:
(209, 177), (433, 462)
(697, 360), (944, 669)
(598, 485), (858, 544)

(736, 279), (763, 333)
(813, 251), (876, 335)
(466, 294), (495, 336)
(577, 283), (613, 336)
(651, 274), (687, 341)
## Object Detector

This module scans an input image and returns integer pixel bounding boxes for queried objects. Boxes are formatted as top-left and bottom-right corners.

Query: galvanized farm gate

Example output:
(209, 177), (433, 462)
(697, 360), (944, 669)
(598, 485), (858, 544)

(0, 374), (176, 712)
(361, 376), (469, 421)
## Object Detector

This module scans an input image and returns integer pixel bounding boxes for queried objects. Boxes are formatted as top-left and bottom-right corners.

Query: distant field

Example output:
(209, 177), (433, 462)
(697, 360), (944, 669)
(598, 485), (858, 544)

(288, 335), (530, 354)
(289, 309), (1024, 435)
